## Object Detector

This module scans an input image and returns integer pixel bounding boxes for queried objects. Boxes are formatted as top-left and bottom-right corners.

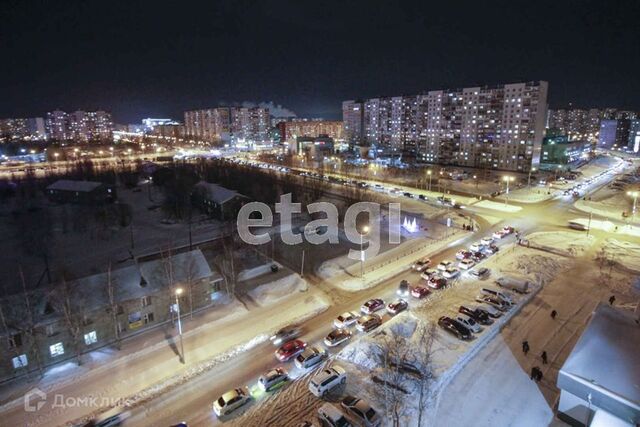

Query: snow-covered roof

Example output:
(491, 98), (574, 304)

(558, 304), (640, 424)
(196, 181), (246, 204)
(139, 250), (215, 289)
(47, 179), (103, 192)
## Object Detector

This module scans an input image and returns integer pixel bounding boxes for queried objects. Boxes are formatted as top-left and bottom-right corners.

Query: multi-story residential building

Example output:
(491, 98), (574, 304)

(345, 81), (548, 172)
(599, 118), (640, 152)
(278, 119), (343, 142)
(342, 100), (364, 146)
(45, 110), (113, 142)
(0, 117), (46, 142)
(628, 120), (640, 153)
(150, 123), (185, 141)
(184, 107), (269, 145)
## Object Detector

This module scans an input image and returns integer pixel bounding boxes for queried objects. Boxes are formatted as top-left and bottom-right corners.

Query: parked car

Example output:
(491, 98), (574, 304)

(459, 259), (475, 270)
(387, 299), (408, 315)
(295, 346), (327, 370)
(437, 260), (453, 271)
(470, 267), (491, 278)
(275, 339), (307, 362)
(476, 295), (509, 311)
(480, 287), (514, 305)
(480, 236), (494, 246)
(484, 244), (499, 254)
(85, 408), (131, 427)
(258, 367), (289, 392)
(442, 267), (460, 279)
(469, 242), (484, 252)
(420, 268), (439, 281)
(270, 326), (301, 346)
(317, 403), (352, 427)
(309, 366), (347, 397)
(455, 314), (482, 333)
(474, 304), (503, 318)
(502, 226), (515, 234)
(397, 280), (410, 297)
(459, 305), (492, 325)
(411, 285), (431, 299)
(334, 312), (360, 329)
(324, 328), (352, 347)
(361, 298), (385, 314)
(213, 387), (251, 417)
(438, 316), (472, 340)
(356, 314), (382, 332)
(412, 257), (431, 272)
(427, 276), (448, 289)
(456, 250), (472, 260)
(340, 396), (381, 427)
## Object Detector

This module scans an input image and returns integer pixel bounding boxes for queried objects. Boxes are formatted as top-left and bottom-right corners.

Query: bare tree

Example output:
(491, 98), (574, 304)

(106, 263), (122, 350)
(56, 279), (85, 365)
(415, 323), (437, 426)
(0, 287), (25, 371)
(20, 268), (43, 377)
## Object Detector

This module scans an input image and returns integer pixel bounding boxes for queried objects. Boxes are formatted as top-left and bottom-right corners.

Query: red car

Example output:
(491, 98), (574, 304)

(428, 277), (447, 289)
(456, 250), (472, 260)
(275, 339), (307, 362)
(411, 286), (431, 299)
(502, 226), (515, 234)
(360, 298), (385, 314)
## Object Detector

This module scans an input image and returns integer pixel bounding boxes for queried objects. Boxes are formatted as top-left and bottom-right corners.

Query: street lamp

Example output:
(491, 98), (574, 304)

(527, 167), (536, 188)
(427, 170), (432, 191)
(503, 176), (515, 205)
(473, 175), (478, 189)
(174, 287), (185, 364)
(628, 191), (639, 216)
(360, 225), (370, 279)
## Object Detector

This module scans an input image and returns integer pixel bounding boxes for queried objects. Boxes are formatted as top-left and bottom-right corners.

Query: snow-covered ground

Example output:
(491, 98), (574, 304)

(570, 217), (640, 237)
(600, 238), (640, 273)
(473, 200), (522, 212)
(503, 186), (555, 203)
(238, 261), (282, 281)
(247, 273), (309, 306)
(525, 231), (595, 257)
(574, 193), (639, 224)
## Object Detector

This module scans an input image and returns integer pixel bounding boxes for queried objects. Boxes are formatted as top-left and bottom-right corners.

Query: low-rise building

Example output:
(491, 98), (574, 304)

(540, 136), (592, 165)
(193, 181), (249, 220)
(46, 179), (116, 204)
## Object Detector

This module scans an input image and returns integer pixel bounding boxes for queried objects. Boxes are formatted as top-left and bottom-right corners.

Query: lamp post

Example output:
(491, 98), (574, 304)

(503, 176), (514, 205)
(175, 288), (185, 364)
(527, 167), (536, 188)
(473, 175), (478, 189)
(360, 225), (369, 279)
(628, 191), (639, 219)
(427, 170), (432, 192)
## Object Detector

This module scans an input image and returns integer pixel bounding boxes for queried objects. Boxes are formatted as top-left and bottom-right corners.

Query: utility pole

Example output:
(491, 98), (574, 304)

(300, 250), (305, 278)
(175, 288), (185, 364)
(587, 212), (592, 236)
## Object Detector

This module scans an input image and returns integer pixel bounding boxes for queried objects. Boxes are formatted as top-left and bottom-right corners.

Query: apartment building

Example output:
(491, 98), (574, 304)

(0, 117), (46, 142)
(45, 110), (113, 142)
(342, 100), (364, 146)
(345, 81), (548, 172)
(278, 119), (343, 142)
(184, 107), (269, 145)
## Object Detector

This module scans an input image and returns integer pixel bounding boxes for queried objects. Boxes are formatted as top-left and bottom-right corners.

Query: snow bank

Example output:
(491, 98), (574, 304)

(474, 200), (522, 212)
(525, 231), (595, 257)
(247, 273), (308, 306)
(237, 261), (282, 281)
(503, 188), (554, 204)
(600, 239), (640, 273)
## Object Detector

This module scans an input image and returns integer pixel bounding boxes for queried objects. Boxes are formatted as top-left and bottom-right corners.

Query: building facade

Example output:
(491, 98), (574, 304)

(279, 120), (343, 142)
(345, 81), (548, 172)
(0, 117), (46, 142)
(184, 107), (269, 145)
(342, 100), (364, 146)
(45, 110), (113, 142)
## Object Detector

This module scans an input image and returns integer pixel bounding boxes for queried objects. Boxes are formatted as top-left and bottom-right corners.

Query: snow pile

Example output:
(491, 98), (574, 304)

(247, 273), (308, 306)
(504, 188), (554, 204)
(600, 239), (640, 273)
(238, 261), (282, 281)
(316, 254), (355, 280)
(525, 231), (595, 257)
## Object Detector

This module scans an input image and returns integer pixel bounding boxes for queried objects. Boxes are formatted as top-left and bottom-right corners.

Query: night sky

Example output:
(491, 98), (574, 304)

(1, 0), (639, 123)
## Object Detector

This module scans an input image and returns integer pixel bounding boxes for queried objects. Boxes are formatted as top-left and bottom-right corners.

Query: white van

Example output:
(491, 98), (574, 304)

(480, 287), (514, 305)
(309, 366), (346, 397)
(495, 276), (529, 294)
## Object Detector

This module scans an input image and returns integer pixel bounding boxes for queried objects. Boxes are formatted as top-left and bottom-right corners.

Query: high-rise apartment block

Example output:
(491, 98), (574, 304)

(45, 110), (113, 142)
(344, 81), (548, 172)
(184, 107), (269, 145)
(0, 117), (46, 142)
(278, 119), (344, 142)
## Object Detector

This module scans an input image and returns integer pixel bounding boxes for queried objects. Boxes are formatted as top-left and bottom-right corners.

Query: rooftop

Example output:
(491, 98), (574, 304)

(46, 179), (103, 192)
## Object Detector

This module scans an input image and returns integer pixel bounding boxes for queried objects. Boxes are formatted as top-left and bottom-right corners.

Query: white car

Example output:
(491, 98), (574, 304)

(295, 346), (327, 370)
(258, 367), (289, 392)
(308, 366), (347, 397)
(420, 268), (438, 281)
(442, 267), (460, 278)
(317, 403), (351, 427)
(469, 242), (484, 252)
(480, 236), (494, 246)
(455, 314), (482, 333)
(437, 260), (453, 271)
(334, 311), (360, 329)
(492, 231), (507, 240)
(412, 257), (431, 272)
(459, 259), (475, 270)
(480, 288), (515, 305)
(213, 387), (251, 417)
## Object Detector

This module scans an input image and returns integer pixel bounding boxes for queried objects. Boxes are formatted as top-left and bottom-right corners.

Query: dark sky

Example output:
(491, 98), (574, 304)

(1, 0), (639, 123)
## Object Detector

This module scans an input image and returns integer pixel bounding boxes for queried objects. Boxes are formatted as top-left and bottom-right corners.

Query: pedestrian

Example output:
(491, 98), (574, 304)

(537, 369), (544, 382)
(551, 310), (557, 320)
(522, 340), (530, 355)
(530, 366), (538, 380)
(609, 295), (616, 305)
(541, 351), (548, 365)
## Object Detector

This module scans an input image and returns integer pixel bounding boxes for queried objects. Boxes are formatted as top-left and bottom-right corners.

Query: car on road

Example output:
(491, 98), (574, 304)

(309, 366), (347, 397)
(295, 346), (327, 370)
(361, 298), (385, 314)
(387, 299), (408, 315)
(442, 267), (460, 278)
(492, 231), (507, 240)
(471, 251), (486, 262)
(420, 268), (438, 281)
(502, 226), (515, 234)
(437, 260), (453, 271)
(412, 257), (432, 272)
(213, 387), (251, 417)
(483, 244), (499, 254)
(324, 328), (352, 347)
(469, 242), (484, 252)
(258, 367), (289, 392)
(455, 250), (472, 260)
(270, 326), (301, 346)
(438, 316), (472, 340)
(476, 295), (509, 311)
(275, 339), (307, 362)
(411, 285), (431, 299)
(459, 259), (475, 270)
(481, 236), (494, 246)
(317, 403), (351, 427)
(356, 314), (382, 332)
(334, 311), (360, 329)
(455, 314), (482, 333)
(427, 276), (448, 289)
(397, 280), (410, 297)
(470, 267), (490, 278)
(341, 396), (381, 427)
(459, 305), (492, 325)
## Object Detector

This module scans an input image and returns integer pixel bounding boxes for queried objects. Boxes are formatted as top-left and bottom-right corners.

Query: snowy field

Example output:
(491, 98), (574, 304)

(247, 273), (309, 306)
(525, 231), (595, 257)
(474, 200), (522, 212)
(503, 187), (555, 203)
(600, 238), (640, 273)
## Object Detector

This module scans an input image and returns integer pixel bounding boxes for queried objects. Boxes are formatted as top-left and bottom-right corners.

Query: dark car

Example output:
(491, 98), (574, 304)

(361, 298), (385, 314)
(471, 251), (486, 262)
(270, 326), (301, 346)
(411, 285), (431, 299)
(469, 267), (490, 279)
(387, 299), (408, 315)
(427, 277), (447, 290)
(484, 244), (499, 254)
(459, 305), (492, 325)
(397, 280), (410, 297)
(438, 316), (472, 340)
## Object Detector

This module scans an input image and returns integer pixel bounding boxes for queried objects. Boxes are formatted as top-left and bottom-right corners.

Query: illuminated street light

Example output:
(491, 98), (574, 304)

(427, 170), (432, 191)
(503, 175), (515, 205)
(175, 287), (185, 363)
(628, 191), (639, 215)
(360, 225), (370, 278)
(527, 167), (536, 188)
